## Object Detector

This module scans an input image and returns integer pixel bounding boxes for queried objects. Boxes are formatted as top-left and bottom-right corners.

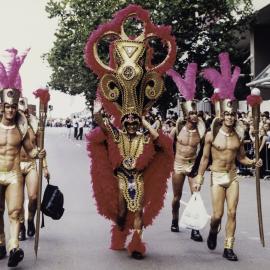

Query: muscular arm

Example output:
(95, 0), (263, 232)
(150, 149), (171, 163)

(169, 127), (176, 140)
(196, 131), (212, 183)
(142, 117), (159, 140)
(237, 143), (255, 166)
(93, 111), (107, 134)
(22, 130), (39, 158)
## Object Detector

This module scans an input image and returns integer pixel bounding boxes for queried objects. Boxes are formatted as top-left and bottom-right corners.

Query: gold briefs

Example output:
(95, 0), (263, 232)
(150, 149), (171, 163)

(211, 169), (238, 188)
(0, 170), (23, 186)
(20, 160), (37, 176)
(174, 159), (195, 175)
(117, 168), (144, 212)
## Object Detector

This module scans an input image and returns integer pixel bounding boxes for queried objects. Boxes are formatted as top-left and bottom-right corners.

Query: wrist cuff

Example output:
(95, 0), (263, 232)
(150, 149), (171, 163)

(29, 148), (39, 159)
(196, 174), (204, 185)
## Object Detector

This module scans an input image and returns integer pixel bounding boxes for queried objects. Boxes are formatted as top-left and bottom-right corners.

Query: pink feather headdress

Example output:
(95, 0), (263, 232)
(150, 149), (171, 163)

(166, 63), (198, 101)
(0, 48), (30, 91)
(203, 52), (240, 101)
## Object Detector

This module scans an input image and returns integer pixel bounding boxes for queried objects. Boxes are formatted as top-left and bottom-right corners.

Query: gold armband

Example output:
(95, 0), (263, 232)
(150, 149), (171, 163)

(196, 174), (204, 185)
(43, 158), (48, 168)
(28, 147), (40, 159)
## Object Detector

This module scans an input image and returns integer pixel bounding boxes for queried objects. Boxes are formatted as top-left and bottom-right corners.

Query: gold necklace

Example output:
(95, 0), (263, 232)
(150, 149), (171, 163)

(120, 133), (144, 170)
(0, 122), (15, 130)
(219, 128), (234, 137)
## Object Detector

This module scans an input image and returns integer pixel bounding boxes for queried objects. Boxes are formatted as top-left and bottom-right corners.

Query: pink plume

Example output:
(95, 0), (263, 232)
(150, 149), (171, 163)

(203, 52), (241, 100)
(166, 63), (197, 100)
(231, 66), (241, 91)
(202, 68), (221, 89)
(7, 48), (30, 90)
(0, 48), (30, 90)
(184, 63), (197, 100)
(219, 52), (231, 81)
(166, 69), (187, 96)
(0, 62), (8, 88)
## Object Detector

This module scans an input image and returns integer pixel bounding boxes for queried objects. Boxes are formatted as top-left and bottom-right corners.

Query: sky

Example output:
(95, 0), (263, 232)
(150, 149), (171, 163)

(1, 0), (270, 118)
(0, 0), (85, 118)
(253, 0), (270, 10)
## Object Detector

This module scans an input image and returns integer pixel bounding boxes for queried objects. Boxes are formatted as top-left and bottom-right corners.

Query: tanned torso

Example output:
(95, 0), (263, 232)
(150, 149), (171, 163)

(20, 127), (36, 162)
(175, 125), (200, 162)
(211, 130), (240, 171)
(0, 126), (22, 171)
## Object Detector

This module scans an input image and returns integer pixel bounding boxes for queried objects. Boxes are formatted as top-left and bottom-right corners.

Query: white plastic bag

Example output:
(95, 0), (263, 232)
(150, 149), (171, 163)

(179, 192), (209, 230)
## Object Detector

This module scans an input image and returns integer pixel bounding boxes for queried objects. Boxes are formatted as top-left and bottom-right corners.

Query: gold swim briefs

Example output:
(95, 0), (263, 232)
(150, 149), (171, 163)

(174, 159), (195, 175)
(20, 160), (37, 176)
(0, 170), (23, 186)
(211, 169), (238, 188)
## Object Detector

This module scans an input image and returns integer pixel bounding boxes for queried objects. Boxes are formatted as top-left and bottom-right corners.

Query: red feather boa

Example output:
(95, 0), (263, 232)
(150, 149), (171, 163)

(86, 128), (120, 221)
(86, 128), (173, 228)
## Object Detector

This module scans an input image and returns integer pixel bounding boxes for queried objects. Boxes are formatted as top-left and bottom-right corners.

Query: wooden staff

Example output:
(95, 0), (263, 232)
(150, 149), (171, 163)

(33, 89), (50, 257)
(252, 105), (265, 247)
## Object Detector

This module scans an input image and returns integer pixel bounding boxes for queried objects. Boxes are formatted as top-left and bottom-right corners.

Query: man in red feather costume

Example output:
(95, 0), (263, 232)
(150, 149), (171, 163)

(84, 5), (176, 259)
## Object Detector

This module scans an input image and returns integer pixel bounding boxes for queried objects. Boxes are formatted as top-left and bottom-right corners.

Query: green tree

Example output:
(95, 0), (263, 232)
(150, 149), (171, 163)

(45, 0), (253, 113)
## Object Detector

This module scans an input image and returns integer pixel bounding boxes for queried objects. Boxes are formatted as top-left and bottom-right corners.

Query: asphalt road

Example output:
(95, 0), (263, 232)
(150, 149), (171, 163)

(1, 127), (269, 269)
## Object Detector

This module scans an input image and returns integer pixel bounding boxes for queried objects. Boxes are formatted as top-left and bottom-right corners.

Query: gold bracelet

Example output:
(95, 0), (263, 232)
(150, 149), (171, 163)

(29, 148), (39, 159)
(196, 174), (204, 185)
(43, 158), (48, 168)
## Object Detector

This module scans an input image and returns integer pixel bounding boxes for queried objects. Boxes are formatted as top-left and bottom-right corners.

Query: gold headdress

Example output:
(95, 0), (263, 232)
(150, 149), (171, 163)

(18, 97), (28, 112)
(0, 88), (21, 106)
(85, 5), (176, 125)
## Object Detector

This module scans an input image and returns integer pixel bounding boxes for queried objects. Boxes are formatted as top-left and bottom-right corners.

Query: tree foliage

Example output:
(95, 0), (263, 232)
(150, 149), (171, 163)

(45, 0), (253, 112)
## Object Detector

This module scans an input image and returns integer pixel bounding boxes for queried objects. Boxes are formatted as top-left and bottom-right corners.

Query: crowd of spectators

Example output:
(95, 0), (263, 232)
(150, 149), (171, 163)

(47, 108), (270, 180)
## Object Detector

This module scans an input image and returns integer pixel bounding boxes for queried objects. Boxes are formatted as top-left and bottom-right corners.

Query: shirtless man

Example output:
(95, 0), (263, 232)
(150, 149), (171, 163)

(194, 102), (262, 261)
(170, 101), (205, 242)
(17, 97), (50, 241)
(0, 88), (46, 267)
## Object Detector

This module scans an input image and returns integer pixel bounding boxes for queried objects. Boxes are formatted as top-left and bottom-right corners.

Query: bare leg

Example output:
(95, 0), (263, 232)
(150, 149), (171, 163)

(0, 186), (6, 246)
(128, 192), (145, 259)
(207, 184), (226, 250)
(25, 168), (38, 220)
(5, 182), (23, 251)
(111, 191), (128, 250)
(225, 181), (239, 239)
(25, 167), (38, 237)
(223, 181), (239, 261)
(18, 176), (26, 241)
(134, 208), (143, 231)
(0, 186), (6, 259)
(116, 191), (127, 230)
(211, 184), (226, 231)
(188, 176), (203, 241)
(171, 172), (185, 231)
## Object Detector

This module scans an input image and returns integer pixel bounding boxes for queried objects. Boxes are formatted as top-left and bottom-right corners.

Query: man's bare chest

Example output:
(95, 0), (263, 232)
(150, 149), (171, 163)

(0, 127), (22, 148)
(177, 128), (200, 147)
(212, 132), (240, 151)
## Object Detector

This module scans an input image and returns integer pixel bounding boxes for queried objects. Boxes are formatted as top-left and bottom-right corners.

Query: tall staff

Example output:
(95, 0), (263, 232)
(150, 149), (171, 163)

(33, 88), (50, 257)
(247, 88), (265, 247)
